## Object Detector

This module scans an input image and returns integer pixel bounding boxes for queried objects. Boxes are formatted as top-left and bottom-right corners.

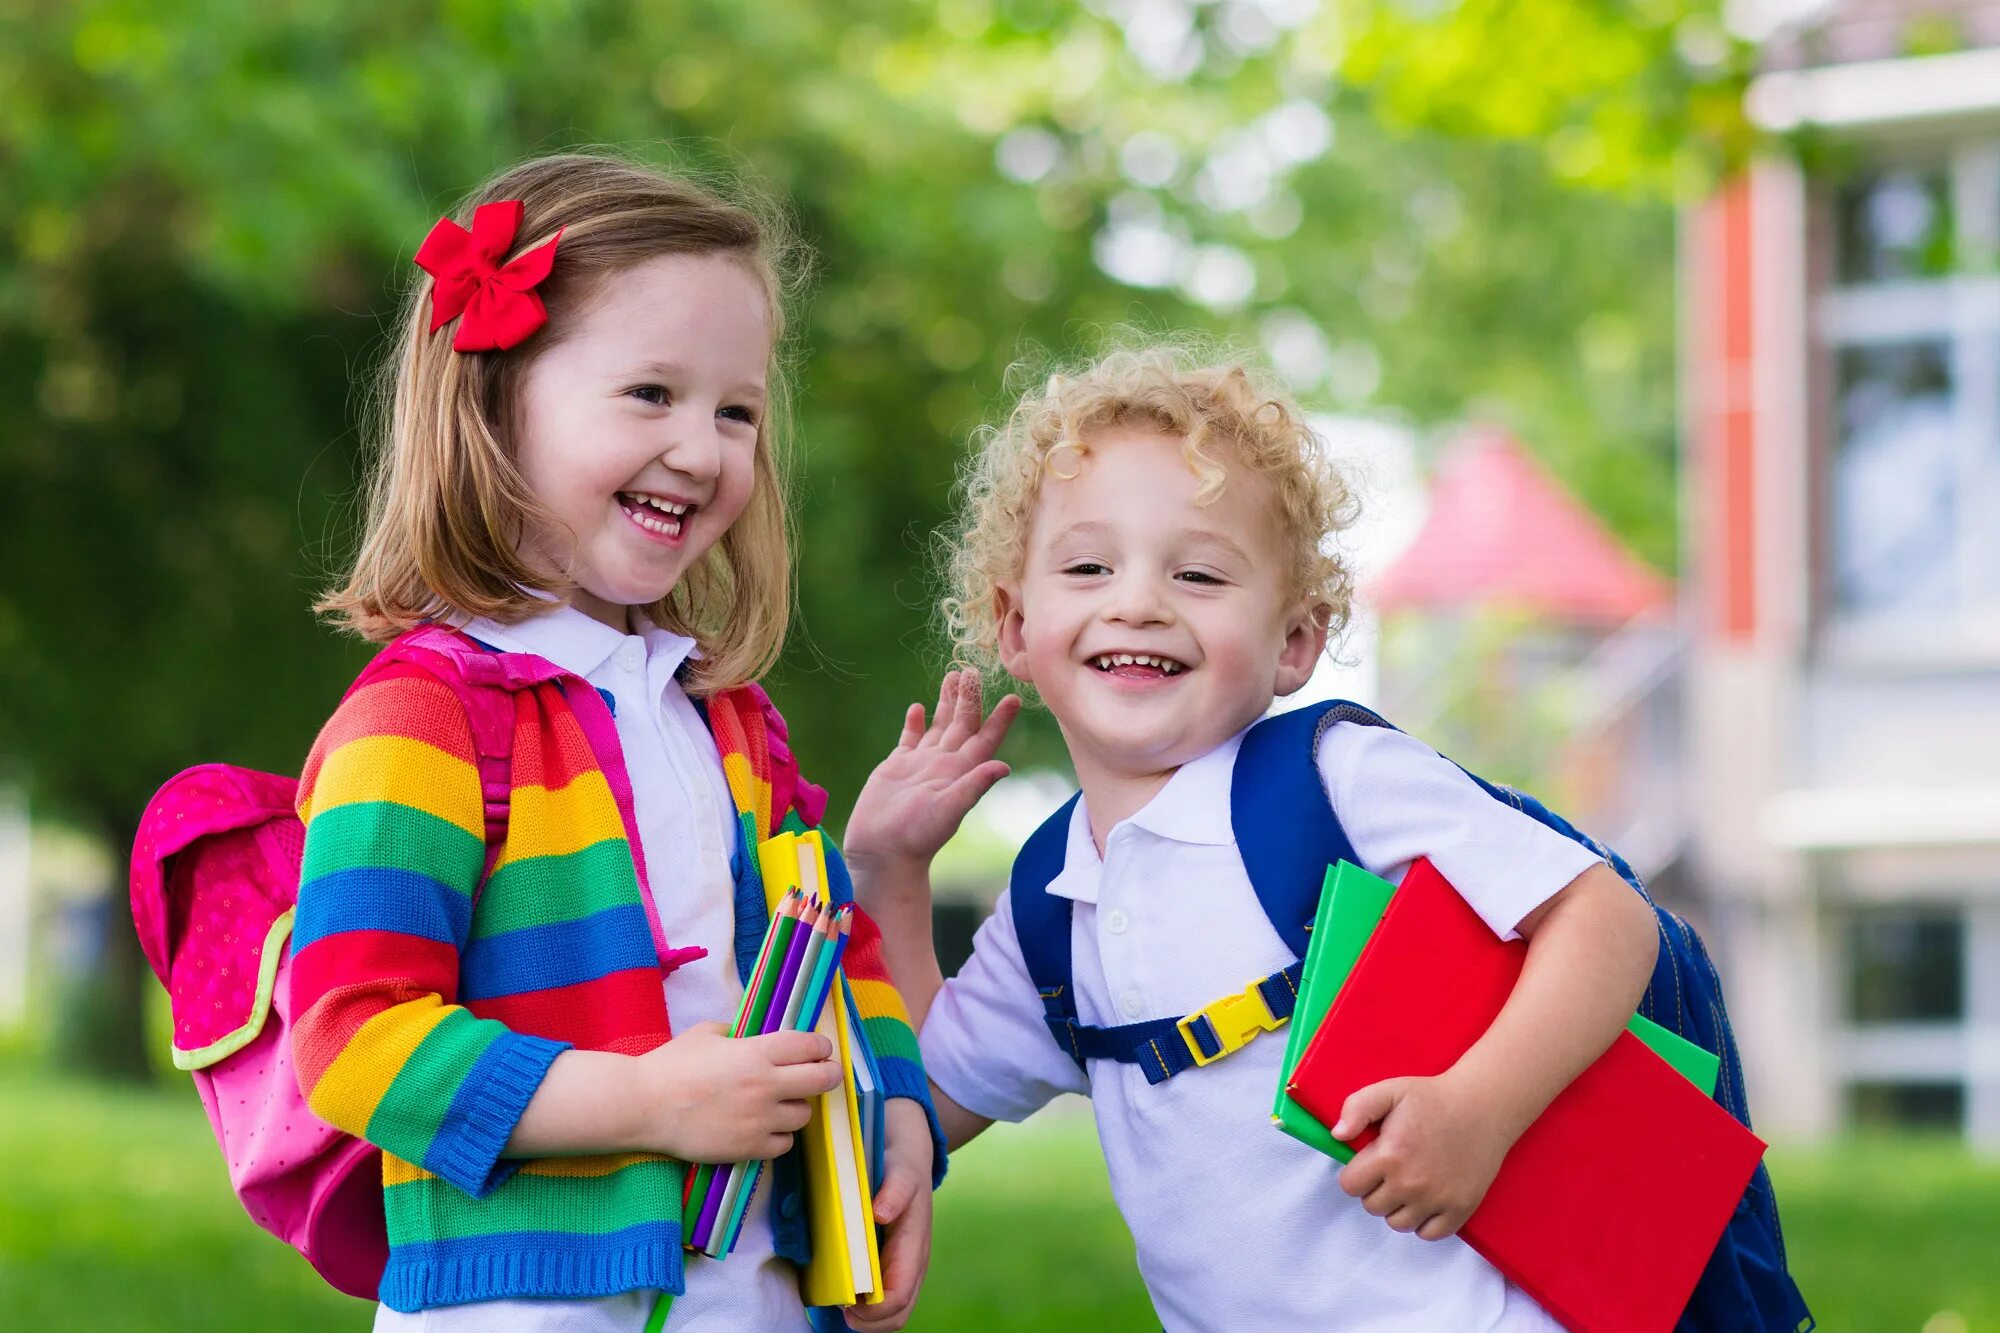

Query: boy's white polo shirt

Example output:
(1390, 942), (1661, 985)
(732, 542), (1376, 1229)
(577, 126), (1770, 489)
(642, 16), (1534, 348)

(922, 720), (1603, 1333)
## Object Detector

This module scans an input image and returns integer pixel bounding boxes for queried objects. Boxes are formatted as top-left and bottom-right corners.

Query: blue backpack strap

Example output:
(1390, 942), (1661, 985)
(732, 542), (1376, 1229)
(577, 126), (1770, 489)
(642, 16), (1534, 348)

(1230, 700), (1376, 957)
(1007, 794), (1204, 1083)
(1009, 704), (1386, 1084)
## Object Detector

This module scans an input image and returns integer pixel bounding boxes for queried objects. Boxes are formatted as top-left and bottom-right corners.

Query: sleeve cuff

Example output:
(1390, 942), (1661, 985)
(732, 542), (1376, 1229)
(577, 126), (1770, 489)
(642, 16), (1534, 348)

(879, 1055), (949, 1189)
(426, 1031), (571, 1198)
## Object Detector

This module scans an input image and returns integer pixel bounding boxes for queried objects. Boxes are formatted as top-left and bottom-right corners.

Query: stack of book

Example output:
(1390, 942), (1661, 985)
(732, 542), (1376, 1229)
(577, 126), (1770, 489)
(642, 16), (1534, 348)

(679, 830), (886, 1309)
(1274, 859), (1763, 1333)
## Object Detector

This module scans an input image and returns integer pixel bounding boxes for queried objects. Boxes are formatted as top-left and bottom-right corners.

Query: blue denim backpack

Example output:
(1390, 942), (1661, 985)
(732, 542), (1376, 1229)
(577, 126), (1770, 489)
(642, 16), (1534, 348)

(1008, 699), (1813, 1332)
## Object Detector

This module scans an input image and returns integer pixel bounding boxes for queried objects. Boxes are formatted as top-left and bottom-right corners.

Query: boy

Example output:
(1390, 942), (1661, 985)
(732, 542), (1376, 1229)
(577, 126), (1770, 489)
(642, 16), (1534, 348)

(842, 348), (1661, 1331)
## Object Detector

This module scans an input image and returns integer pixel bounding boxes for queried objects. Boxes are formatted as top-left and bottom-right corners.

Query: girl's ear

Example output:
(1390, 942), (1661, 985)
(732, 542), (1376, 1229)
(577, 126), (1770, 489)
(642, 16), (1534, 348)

(994, 581), (1034, 686)
(1273, 600), (1329, 697)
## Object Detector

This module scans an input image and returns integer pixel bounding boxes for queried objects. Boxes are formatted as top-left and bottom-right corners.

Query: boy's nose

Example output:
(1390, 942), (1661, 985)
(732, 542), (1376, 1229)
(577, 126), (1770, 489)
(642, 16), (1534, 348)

(1103, 575), (1172, 626)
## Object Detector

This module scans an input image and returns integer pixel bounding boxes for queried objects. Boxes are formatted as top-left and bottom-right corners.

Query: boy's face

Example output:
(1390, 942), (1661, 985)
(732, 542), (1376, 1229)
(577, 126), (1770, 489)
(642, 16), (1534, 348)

(996, 426), (1326, 783)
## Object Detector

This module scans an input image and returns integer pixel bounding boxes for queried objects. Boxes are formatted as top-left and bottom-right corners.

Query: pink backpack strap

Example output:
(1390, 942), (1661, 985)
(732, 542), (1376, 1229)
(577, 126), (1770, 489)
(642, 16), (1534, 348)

(342, 626), (549, 888)
(351, 625), (670, 961)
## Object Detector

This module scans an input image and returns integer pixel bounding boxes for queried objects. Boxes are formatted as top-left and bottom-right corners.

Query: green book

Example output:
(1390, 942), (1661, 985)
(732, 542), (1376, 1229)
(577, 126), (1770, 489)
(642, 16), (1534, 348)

(1272, 862), (1395, 1162)
(1271, 861), (1720, 1163)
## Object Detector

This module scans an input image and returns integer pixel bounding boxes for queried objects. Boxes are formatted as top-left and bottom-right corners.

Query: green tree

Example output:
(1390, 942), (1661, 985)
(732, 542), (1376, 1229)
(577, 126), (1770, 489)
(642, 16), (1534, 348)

(0, 0), (1732, 1075)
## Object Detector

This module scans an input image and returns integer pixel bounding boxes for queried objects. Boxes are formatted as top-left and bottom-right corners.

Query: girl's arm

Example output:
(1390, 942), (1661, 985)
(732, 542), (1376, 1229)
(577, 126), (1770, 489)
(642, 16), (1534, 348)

(1330, 861), (1659, 1239)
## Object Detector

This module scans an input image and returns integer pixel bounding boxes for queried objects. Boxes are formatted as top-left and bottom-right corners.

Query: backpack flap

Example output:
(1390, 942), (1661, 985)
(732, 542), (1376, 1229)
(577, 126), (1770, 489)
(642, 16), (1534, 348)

(131, 763), (303, 1070)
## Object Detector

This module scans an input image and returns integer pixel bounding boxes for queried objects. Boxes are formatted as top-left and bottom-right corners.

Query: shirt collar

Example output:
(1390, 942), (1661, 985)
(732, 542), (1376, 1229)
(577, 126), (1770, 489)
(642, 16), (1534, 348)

(1044, 725), (1249, 905)
(461, 603), (631, 681)
(1124, 728), (1244, 847)
(631, 611), (701, 681)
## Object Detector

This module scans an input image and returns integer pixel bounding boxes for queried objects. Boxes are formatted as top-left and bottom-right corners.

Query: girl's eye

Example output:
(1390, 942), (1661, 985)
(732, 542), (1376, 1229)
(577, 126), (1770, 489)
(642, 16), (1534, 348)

(719, 404), (759, 426)
(629, 385), (669, 407)
(1063, 562), (1109, 577)
(1177, 570), (1223, 585)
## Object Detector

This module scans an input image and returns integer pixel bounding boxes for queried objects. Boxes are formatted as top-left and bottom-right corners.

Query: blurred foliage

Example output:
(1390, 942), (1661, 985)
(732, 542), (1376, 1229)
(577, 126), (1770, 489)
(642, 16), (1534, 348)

(0, 0), (1734, 897)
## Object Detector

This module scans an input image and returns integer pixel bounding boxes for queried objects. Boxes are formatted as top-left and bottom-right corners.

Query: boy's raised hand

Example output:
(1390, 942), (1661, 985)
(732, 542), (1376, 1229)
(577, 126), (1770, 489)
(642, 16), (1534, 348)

(844, 670), (1021, 879)
(1331, 1069), (1518, 1242)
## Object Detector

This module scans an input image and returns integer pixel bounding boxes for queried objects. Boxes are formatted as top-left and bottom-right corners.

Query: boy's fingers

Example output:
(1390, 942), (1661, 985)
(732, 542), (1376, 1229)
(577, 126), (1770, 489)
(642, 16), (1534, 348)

(1331, 1077), (1407, 1139)
(896, 702), (925, 750)
(926, 672), (958, 744)
(1337, 1149), (1385, 1199)
(961, 694), (1021, 763)
(939, 761), (1010, 814)
(683, 1020), (730, 1040)
(1416, 1212), (1459, 1242)
(939, 671), (980, 746)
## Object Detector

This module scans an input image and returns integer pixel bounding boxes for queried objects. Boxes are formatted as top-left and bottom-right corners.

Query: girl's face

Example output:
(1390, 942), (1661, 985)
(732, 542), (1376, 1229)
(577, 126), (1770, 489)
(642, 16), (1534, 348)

(513, 252), (773, 632)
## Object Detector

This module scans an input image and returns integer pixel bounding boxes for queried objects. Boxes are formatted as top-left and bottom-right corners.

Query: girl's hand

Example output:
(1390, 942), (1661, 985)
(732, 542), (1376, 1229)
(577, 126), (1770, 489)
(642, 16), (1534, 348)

(1332, 1069), (1516, 1241)
(629, 1022), (842, 1162)
(844, 670), (1020, 879)
(844, 1100), (935, 1331)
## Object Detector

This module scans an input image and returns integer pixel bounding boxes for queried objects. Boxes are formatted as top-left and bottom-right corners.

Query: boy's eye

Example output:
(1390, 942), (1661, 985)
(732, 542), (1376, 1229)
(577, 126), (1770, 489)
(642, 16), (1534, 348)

(719, 404), (759, 426)
(1063, 562), (1109, 577)
(1177, 570), (1224, 585)
(628, 384), (669, 406)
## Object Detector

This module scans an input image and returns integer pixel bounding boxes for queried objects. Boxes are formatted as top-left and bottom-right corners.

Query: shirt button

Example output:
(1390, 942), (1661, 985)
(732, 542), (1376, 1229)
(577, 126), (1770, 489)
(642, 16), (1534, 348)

(616, 641), (644, 672)
(1104, 908), (1129, 935)
(1119, 990), (1144, 1019)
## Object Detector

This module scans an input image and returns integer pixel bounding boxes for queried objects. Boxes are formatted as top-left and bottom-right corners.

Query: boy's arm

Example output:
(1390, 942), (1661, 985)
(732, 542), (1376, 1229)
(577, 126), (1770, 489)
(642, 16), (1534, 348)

(1331, 861), (1658, 1239)
(843, 855), (995, 1153)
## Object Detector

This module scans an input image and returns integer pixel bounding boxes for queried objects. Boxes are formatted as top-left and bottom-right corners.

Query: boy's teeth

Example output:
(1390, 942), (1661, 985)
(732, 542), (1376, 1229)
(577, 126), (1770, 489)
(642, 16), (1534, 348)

(1092, 653), (1185, 675)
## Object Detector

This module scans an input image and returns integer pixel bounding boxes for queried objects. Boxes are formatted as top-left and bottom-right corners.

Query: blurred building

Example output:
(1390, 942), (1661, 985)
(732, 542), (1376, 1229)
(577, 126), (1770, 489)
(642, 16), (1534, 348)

(1368, 427), (1687, 892)
(1684, 0), (2000, 1146)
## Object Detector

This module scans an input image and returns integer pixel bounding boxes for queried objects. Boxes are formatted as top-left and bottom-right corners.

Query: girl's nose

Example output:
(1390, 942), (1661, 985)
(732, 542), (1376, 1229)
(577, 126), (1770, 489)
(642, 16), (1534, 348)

(659, 419), (723, 483)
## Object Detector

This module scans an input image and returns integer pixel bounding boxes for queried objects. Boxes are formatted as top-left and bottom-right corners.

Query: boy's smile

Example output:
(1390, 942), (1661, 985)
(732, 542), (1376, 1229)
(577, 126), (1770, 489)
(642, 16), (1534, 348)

(996, 425), (1326, 827)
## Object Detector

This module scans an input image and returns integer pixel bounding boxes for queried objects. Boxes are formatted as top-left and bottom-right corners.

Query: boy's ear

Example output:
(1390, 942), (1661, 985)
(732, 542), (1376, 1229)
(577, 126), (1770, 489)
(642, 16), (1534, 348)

(1273, 601), (1329, 697)
(994, 580), (1034, 686)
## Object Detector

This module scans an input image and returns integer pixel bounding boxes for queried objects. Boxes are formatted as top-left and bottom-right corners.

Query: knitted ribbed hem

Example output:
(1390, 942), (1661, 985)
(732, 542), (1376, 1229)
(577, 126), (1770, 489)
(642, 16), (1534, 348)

(376, 1223), (684, 1313)
(879, 1055), (948, 1188)
(427, 1033), (570, 1198)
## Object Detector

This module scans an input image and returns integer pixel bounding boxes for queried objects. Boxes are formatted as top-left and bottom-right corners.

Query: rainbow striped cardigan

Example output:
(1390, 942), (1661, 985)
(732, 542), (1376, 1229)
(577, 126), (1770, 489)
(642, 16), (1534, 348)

(289, 638), (934, 1312)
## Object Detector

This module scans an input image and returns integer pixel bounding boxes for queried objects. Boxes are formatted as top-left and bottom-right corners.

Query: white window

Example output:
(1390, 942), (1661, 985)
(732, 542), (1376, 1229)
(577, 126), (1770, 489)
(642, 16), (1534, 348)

(1817, 145), (2000, 651)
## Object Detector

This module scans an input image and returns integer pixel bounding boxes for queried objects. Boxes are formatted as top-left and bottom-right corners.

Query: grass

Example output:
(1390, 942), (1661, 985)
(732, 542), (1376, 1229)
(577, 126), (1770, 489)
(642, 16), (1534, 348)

(0, 1067), (1995, 1330)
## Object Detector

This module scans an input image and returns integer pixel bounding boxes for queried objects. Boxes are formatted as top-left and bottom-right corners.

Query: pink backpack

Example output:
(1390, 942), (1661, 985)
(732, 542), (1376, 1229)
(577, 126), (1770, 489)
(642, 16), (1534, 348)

(129, 627), (541, 1299)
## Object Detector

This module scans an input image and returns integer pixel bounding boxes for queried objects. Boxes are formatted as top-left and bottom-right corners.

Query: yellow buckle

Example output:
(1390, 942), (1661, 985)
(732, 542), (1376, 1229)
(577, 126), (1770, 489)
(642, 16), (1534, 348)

(1176, 982), (1283, 1067)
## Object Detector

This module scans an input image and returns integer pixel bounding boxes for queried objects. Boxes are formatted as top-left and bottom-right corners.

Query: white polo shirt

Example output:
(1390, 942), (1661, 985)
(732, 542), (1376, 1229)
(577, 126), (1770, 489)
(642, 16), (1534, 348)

(374, 604), (806, 1332)
(921, 721), (1603, 1333)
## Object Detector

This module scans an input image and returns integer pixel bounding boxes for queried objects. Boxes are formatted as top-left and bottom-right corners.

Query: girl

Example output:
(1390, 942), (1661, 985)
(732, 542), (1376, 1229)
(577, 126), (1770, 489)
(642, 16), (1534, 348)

(294, 152), (999, 1332)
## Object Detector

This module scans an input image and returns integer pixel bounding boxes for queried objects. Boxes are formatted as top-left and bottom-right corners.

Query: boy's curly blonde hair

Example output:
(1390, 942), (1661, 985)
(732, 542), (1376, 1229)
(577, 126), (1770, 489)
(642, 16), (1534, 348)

(942, 343), (1359, 675)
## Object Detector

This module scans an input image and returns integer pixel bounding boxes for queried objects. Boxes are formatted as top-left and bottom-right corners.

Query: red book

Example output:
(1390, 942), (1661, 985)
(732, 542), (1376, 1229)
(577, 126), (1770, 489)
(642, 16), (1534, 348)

(1287, 858), (1765, 1333)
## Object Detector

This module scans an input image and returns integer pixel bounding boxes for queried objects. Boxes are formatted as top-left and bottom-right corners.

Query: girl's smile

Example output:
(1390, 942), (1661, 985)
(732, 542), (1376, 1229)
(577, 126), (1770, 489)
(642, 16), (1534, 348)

(513, 252), (772, 631)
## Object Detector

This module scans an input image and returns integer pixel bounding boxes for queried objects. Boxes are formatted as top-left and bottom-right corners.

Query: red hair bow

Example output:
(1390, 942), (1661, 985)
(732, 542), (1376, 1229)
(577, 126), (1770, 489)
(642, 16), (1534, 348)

(414, 200), (563, 352)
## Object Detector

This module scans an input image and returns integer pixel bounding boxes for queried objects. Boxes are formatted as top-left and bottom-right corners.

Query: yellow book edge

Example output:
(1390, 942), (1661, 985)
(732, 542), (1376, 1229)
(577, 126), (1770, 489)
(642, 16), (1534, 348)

(798, 966), (883, 1306)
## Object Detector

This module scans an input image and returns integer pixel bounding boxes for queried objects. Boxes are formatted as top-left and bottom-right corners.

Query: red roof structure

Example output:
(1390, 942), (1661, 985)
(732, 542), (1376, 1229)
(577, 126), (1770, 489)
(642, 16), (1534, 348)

(1369, 427), (1671, 624)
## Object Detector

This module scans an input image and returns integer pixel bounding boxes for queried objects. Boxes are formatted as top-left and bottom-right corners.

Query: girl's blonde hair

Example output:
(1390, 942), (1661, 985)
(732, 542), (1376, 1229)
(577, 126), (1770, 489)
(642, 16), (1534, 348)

(943, 343), (1358, 674)
(320, 151), (805, 693)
